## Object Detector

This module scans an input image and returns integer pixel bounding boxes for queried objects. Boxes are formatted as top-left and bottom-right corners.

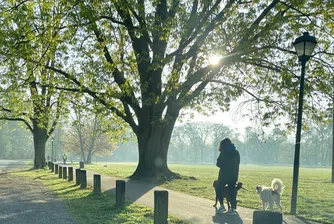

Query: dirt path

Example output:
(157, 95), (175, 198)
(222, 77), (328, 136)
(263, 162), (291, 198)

(0, 162), (77, 224)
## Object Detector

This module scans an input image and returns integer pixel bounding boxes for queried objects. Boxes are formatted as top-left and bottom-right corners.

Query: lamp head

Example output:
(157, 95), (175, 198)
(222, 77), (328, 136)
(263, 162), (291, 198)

(293, 32), (317, 62)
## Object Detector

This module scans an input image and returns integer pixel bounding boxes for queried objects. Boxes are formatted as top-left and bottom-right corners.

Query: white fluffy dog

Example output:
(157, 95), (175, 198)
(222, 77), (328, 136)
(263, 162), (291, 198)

(256, 178), (284, 213)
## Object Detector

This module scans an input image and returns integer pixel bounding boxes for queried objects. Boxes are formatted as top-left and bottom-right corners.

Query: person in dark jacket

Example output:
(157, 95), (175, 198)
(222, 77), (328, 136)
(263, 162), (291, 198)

(215, 138), (240, 215)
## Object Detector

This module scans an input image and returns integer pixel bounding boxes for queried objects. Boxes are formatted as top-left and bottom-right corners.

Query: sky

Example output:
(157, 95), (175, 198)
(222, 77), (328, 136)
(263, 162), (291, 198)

(180, 98), (253, 136)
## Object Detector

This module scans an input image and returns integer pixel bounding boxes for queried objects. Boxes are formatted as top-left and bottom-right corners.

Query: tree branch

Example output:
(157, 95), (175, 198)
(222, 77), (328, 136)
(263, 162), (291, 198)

(0, 117), (33, 132)
(45, 66), (138, 129)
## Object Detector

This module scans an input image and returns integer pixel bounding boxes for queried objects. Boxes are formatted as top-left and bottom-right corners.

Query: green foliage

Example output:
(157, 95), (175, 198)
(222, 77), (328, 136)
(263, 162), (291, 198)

(0, 0), (73, 132)
(1, 0), (331, 131)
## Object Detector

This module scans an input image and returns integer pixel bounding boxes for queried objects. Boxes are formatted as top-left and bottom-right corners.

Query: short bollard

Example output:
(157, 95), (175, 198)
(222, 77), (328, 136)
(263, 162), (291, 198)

(116, 180), (125, 208)
(58, 166), (63, 178)
(80, 170), (87, 189)
(62, 166), (67, 179)
(75, 168), (81, 185)
(55, 164), (59, 174)
(51, 163), (54, 172)
(68, 167), (73, 181)
(48, 161), (52, 170)
(154, 190), (168, 224)
(93, 174), (101, 194)
(253, 211), (282, 224)
(79, 161), (84, 169)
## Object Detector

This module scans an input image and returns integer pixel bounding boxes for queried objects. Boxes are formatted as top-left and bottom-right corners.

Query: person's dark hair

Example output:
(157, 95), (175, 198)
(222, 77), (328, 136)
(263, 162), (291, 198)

(219, 138), (232, 152)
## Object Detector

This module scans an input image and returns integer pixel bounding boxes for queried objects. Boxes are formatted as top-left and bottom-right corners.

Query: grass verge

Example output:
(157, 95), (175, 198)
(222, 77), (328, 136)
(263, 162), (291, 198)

(12, 168), (188, 224)
(85, 163), (334, 224)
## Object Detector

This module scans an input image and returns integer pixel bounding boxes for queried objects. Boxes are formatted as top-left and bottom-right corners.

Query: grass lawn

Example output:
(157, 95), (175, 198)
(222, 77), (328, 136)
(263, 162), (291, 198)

(11, 168), (188, 224)
(85, 163), (334, 224)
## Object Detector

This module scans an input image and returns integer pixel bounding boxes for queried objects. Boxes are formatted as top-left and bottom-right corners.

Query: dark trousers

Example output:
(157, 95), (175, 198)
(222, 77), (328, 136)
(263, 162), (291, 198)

(216, 180), (237, 209)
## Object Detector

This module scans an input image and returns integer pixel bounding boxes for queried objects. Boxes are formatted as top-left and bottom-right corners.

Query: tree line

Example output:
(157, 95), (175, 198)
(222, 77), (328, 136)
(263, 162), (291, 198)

(1, 119), (332, 168)
(113, 121), (333, 167)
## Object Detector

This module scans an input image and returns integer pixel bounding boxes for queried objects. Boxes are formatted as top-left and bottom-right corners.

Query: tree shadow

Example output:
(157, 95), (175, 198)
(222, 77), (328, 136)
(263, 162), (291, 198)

(3, 167), (33, 174)
(104, 178), (158, 203)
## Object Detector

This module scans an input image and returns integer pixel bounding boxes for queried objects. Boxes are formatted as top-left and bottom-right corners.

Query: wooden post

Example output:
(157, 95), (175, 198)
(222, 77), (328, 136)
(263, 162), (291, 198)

(154, 190), (169, 224)
(58, 166), (63, 178)
(80, 170), (87, 189)
(80, 161), (84, 169)
(55, 164), (59, 174)
(116, 180), (125, 208)
(47, 161), (52, 170)
(75, 168), (81, 185)
(68, 167), (73, 181)
(62, 166), (67, 179)
(51, 163), (54, 172)
(253, 211), (282, 224)
(93, 174), (101, 194)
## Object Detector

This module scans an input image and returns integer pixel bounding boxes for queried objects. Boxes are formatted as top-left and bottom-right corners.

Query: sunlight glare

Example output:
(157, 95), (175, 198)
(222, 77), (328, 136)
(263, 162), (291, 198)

(209, 55), (221, 65)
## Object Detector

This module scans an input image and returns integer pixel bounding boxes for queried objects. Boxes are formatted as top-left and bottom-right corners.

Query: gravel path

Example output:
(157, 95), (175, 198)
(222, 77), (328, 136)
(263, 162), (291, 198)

(0, 163), (77, 224)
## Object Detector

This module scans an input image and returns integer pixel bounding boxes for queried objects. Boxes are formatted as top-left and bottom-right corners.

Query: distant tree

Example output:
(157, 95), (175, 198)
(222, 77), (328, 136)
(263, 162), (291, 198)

(63, 107), (119, 164)
(208, 123), (239, 163)
(113, 139), (138, 162)
(169, 125), (190, 163)
(263, 128), (288, 164)
(169, 122), (237, 164)
(0, 121), (33, 159)
(302, 124), (332, 166)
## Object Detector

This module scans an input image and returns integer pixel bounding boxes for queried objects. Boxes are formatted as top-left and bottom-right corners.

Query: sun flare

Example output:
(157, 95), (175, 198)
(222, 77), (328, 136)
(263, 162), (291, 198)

(209, 55), (221, 65)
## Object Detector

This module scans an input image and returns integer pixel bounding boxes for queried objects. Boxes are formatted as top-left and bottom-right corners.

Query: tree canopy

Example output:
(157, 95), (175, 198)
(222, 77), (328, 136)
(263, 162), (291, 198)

(0, 0), (333, 177)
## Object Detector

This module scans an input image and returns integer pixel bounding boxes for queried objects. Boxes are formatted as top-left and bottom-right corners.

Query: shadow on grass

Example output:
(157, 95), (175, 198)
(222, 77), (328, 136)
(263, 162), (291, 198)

(55, 171), (189, 224)
(59, 188), (158, 223)
(84, 170), (160, 204)
(8, 167), (166, 224)
(4, 167), (34, 174)
(105, 178), (159, 203)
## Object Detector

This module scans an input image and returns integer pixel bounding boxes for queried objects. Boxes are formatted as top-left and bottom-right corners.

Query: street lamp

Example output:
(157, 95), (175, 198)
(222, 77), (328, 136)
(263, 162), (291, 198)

(291, 32), (317, 215)
(51, 137), (54, 162)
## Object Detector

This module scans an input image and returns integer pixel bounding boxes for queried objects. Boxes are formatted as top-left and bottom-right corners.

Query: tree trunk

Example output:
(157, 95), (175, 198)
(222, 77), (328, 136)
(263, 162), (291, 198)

(32, 125), (48, 169)
(86, 150), (92, 164)
(86, 135), (96, 164)
(129, 115), (180, 181)
(78, 130), (86, 162)
(86, 117), (98, 164)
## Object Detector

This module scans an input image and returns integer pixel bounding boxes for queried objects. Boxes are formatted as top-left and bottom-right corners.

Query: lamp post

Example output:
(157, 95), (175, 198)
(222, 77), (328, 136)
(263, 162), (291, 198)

(291, 32), (317, 215)
(51, 137), (54, 162)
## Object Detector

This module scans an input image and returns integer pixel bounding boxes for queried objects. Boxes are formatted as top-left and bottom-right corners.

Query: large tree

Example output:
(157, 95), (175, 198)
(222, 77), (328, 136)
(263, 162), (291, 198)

(51, 0), (333, 180)
(2, 1), (333, 178)
(0, 1), (72, 168)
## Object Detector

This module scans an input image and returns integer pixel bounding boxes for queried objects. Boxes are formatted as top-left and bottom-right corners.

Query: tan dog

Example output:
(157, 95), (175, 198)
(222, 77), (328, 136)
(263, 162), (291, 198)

(256, 178), (284, 213)
(213, 181), (244, 209)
